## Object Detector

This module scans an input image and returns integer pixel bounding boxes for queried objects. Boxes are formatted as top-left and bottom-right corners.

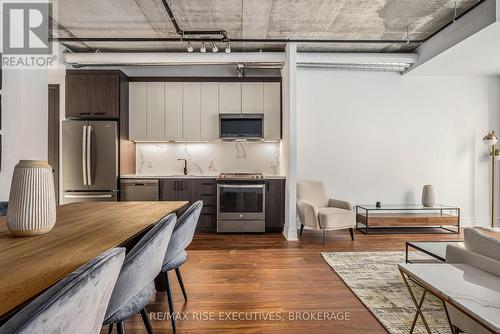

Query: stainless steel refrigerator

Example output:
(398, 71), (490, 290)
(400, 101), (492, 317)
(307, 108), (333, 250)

(62, 120), (118, 203)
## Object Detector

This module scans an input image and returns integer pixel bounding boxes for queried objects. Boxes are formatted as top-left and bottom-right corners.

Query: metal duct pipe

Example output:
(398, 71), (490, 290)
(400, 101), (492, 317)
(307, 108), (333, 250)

(297, 63), (412, 72)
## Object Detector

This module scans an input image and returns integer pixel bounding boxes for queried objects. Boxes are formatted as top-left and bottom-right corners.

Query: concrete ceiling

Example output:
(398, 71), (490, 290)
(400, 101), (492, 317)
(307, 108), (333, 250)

(50, 0), (482, 53)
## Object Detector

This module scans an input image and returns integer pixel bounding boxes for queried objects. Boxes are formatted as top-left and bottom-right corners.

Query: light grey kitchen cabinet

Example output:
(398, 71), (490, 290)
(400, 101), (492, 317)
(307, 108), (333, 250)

(201, 83), (219, 140)
(264, 82), (281, 140)
(164, 82), (183, 140)
(242, 82), (264, 114)
(147, 82), (165, 140)
(219, 82), (241, 114)
(129, 80), (281, 142)
(182, 82), (201, 141)
(129, 82), (147, 141)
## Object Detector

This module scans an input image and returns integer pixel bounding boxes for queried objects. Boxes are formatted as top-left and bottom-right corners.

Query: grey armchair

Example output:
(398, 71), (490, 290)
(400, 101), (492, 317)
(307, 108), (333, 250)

(297, 181), (355, 243)
(0, 248), (125, 334)
(161, 201), (203, 331)
(104, 213), (176, 334)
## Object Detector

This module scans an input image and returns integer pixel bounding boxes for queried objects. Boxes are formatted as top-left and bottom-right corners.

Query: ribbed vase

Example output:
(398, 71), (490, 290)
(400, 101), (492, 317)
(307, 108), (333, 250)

(7, 160), (57, 237)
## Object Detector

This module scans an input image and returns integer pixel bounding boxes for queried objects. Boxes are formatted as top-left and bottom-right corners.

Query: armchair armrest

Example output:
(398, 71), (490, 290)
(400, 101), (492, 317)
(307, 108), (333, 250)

(329, 198), (353, 211)
(297, 200), (320, 230)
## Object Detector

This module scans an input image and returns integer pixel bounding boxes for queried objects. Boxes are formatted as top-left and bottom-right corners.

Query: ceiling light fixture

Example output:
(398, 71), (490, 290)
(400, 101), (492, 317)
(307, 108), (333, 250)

(212, 43), (218, 53)
(225, 42), (231, 54)
(187, 42), (193, 53)
(200, 42), (206, 53)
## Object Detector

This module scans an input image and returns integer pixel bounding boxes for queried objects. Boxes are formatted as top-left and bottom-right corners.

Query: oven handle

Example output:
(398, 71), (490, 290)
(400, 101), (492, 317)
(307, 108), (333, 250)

(217, 184), (265, 189)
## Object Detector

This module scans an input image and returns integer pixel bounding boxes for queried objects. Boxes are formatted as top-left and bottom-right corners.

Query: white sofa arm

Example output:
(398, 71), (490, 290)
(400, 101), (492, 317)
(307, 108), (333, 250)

(329, 198), (353, 211)
(297, 200), (320, 230)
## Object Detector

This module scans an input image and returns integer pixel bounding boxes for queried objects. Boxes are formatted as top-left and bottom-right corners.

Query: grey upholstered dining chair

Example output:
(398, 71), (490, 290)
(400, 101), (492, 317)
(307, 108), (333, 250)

(161, 201), (203, 331)
(104, 213), (176, 334)
(0, 202), (8, 216)
(0, 248), (125, 334)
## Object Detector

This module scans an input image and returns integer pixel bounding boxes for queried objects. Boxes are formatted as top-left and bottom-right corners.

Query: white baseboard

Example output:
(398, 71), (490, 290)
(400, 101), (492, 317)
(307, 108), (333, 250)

(460, 217), (500, 228)
(282, 222), (298, 241)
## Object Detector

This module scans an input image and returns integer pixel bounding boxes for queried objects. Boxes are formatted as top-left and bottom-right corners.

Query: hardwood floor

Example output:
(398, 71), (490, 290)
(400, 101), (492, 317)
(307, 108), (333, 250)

(105, 228), (463, 334)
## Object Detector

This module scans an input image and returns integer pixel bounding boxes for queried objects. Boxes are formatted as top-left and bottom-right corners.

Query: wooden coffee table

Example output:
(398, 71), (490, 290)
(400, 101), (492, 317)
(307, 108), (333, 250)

(356, 204), (460, 234)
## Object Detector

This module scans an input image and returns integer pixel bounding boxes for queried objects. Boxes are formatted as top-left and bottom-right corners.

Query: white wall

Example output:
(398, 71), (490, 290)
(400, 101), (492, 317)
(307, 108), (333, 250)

(135, 142), (281, 176)
(297, 70), (500, 227)
(0, 69), (49, 200)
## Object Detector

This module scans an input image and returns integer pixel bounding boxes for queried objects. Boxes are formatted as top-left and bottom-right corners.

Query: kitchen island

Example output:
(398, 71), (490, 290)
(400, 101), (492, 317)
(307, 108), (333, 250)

(0, 201), (187, 321)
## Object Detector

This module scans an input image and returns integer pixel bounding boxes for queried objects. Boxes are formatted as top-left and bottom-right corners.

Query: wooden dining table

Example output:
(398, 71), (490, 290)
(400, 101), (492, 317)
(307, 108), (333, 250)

(0, 201), (187, 321)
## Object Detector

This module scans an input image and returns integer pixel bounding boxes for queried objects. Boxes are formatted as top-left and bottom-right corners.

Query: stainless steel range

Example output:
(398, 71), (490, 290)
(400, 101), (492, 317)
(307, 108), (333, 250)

(217, 173), (266, 233)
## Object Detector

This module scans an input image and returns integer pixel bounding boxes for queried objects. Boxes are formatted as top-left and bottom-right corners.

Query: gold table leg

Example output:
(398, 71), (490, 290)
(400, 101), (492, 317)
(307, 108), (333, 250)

(400, 269), (432, 334)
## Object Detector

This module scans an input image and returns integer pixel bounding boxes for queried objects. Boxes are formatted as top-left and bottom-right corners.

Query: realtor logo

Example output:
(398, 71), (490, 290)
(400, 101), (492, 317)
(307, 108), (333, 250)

(2, 3), (52, 55)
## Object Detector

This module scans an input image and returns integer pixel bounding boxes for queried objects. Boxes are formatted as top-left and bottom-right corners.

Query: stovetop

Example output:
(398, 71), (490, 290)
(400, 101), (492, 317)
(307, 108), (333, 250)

(217, 172), (265, 180)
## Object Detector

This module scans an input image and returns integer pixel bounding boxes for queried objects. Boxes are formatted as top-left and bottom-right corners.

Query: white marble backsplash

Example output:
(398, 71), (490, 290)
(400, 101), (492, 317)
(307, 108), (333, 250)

(136, 142), (281, 175)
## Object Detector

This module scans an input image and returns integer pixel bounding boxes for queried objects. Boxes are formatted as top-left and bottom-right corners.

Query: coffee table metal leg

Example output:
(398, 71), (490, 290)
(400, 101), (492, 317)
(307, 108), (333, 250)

(399, 269), (432, 334)
(410, 289), (427, 334)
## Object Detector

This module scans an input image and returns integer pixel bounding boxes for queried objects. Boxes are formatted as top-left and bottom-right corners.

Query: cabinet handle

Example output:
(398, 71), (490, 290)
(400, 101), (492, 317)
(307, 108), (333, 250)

(266, 182), (270, 191)
(201, 193), (214, 196)
(94, 112), (106, 115)
(79, 112), (91, 115)
(201, 213), (213, 216)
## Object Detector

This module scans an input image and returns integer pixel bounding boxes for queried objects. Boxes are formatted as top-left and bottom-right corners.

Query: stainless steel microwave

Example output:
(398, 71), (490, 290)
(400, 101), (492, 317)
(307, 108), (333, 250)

(219, 114), (263, 140)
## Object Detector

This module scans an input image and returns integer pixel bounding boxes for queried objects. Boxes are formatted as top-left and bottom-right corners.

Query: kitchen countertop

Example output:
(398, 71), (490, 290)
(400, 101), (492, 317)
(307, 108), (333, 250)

(120, 174), (286, 179)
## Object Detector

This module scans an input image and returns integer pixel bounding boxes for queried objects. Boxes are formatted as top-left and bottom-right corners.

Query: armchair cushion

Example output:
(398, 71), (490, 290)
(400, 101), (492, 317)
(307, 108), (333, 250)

(318, 207), (355, 230)
(463, 228), (500, 261)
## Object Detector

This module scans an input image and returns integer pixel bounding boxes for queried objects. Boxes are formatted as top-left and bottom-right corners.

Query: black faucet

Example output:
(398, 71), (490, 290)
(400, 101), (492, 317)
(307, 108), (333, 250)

(177, 159), (188, 175)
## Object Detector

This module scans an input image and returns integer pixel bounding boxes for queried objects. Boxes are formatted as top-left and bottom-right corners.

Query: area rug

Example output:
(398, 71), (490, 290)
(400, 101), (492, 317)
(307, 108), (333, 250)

(321, 252), (450, 334)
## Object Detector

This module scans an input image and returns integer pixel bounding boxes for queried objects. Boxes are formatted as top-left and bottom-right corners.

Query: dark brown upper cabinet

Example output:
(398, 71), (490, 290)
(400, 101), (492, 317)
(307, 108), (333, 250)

(66, 70), (128, 119)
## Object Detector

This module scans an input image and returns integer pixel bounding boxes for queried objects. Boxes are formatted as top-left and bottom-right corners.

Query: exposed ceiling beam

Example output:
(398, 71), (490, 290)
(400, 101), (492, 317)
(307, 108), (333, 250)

(62, 52), (286, 67)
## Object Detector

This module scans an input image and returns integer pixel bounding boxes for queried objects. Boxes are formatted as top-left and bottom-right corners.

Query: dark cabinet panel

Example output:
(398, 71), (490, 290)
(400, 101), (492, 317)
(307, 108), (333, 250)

(265, 179), (285, 232)
(160, 178), (217, 231)
(66, 71), (123, 119)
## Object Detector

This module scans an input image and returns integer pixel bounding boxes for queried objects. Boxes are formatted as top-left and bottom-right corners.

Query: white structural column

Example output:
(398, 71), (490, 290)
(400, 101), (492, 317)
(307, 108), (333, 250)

(280, 43), (298, 240)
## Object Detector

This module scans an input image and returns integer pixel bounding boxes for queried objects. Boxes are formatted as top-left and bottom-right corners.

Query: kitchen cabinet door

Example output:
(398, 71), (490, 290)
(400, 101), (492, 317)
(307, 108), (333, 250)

(263, 82), (281, 140)
(66, 73), (120, 119)
(164, 82), (183, 140)
(265, 179), (285, 231)
(182, 82), (201, 141)
(219, 82), (241, 114)
(201, 83), (219, 140)
(147, 82), (165, 140)
(242, 82), (264, 114)
(129, 82), (147, 141)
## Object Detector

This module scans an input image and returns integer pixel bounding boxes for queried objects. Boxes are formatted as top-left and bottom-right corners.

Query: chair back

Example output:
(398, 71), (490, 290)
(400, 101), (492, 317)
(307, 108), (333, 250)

(0, 248), (125, 334)
(105, 214), (176, 320)
(163, 201), (202, 266)
(297, 181), (329, 207)
(0, 202), (7, 216)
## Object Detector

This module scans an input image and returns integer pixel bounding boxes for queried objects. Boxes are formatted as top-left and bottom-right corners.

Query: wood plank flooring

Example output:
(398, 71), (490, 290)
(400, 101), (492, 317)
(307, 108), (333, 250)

(104, 228), (463, 334)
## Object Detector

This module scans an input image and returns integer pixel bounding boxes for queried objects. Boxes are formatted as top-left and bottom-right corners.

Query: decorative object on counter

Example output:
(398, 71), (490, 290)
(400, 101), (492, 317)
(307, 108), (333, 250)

(421, 185), (435, 207)
(376, 201), (381, 208)
(483, 130), (500, 229)
(7, 160), (57, 237)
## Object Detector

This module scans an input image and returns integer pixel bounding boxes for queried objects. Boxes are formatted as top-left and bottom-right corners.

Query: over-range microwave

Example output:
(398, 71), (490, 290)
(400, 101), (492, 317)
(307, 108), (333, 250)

(219, 114), (263, 140)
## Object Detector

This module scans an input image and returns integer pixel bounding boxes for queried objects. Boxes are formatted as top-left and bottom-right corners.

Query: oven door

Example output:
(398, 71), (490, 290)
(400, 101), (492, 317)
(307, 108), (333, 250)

(217, 184), (265, 220)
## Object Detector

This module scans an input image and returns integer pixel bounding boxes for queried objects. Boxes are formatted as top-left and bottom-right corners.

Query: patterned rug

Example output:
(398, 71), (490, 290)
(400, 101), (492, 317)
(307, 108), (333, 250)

(321, 252), (450, 334)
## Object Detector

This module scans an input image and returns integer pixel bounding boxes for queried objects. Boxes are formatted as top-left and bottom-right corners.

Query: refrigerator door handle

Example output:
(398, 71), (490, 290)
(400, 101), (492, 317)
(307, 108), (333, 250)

(64, 194), (113, 199)
(82, 125), (88, 186)
(86, 125), (93, 185)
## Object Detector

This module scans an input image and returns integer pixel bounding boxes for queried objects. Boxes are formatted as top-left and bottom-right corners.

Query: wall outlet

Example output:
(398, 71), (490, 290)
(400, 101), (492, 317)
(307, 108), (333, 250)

(148, 160), (153, 168)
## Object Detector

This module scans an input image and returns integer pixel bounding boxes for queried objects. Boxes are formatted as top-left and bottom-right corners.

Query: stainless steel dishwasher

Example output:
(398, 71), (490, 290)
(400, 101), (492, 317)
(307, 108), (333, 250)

(120, 179), (159, 201)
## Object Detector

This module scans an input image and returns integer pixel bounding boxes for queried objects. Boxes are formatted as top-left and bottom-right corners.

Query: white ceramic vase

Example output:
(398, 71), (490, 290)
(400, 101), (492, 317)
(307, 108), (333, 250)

(421, 185), (435, 207)
(7, 160), (57, 237)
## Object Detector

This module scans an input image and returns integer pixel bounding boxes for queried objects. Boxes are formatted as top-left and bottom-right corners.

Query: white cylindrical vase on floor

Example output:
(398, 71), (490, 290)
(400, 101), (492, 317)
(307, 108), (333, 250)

(7, 160), (57, 237)
(421, 185), (435, 207)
